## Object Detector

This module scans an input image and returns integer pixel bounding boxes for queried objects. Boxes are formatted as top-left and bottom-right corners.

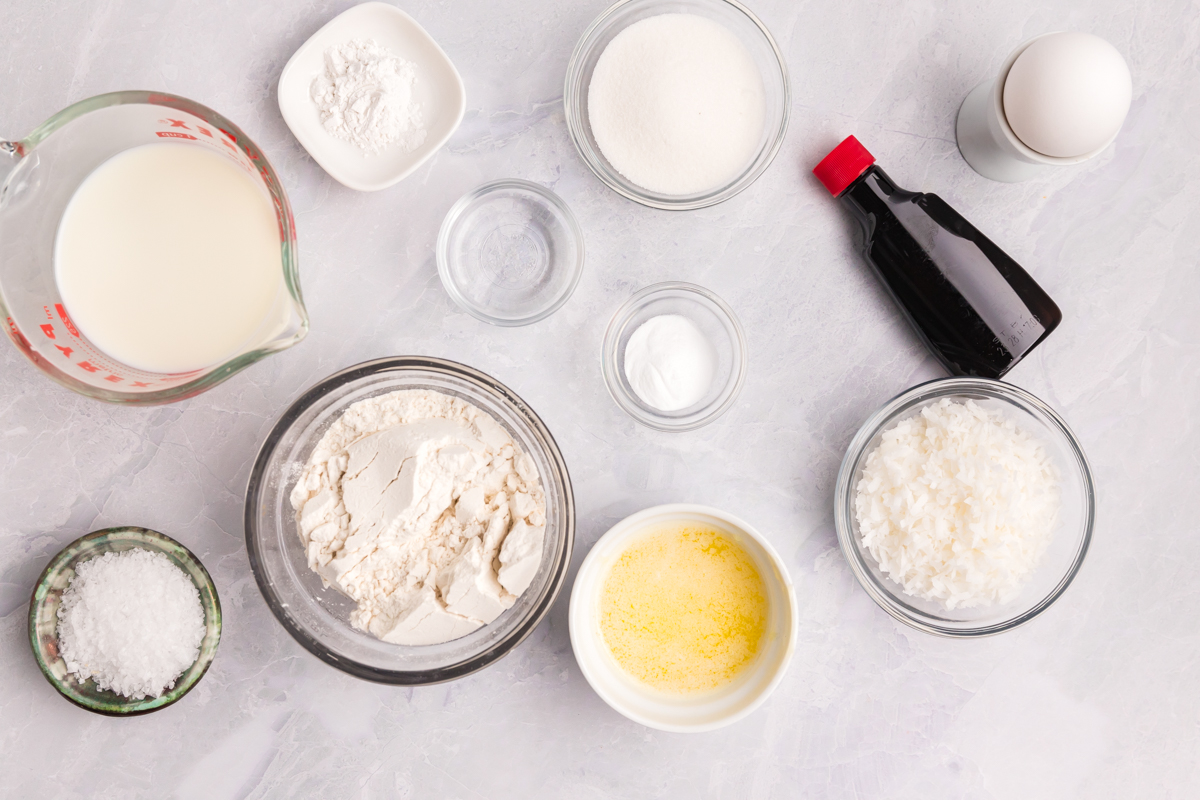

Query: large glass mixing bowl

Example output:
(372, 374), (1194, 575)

(244, 357), (575, 684)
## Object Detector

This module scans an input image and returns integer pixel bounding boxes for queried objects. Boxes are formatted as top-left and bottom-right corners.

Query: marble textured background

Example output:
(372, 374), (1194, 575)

(2, 0), (1198, 797)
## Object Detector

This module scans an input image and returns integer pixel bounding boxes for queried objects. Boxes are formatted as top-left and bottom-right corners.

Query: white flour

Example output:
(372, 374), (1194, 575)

(290, 390), (547, 645)
(310, 39), (427, 156)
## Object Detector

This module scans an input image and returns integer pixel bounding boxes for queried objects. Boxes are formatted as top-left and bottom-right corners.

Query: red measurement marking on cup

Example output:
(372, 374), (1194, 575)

(45, 304), (148, 385)
(6, 317), (32, 351)
(159, 118), (191, 129)
(37, 308), (184, 390)
(157, 131), (198, 140)
(53, 304), (80, 338)
(51, 304), (119, 370)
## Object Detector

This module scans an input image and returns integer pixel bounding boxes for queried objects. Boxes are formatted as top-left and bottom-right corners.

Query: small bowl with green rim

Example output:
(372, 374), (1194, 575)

(28, 526), (222, 715)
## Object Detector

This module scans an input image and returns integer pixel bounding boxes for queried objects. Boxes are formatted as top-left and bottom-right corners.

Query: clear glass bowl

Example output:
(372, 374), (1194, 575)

(28, 526), (222, 715)
(244, 357), (575, 684)
(436, 180), (584, 326)
(601, 282), (747, 431)
(834, 378), (1096, 637)
(564, 0), (790, 210)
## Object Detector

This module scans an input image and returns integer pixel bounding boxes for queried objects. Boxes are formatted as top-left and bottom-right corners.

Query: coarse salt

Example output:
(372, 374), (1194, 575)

(56, 548), (206, 699)
(853, 398), (1061, 610)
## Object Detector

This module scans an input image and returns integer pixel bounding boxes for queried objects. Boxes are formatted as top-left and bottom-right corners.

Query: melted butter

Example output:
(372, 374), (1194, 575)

(599, 523), (768, 694)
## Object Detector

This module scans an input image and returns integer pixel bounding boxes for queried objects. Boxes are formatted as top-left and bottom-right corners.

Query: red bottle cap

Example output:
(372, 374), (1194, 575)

(812, 136), (875, 196)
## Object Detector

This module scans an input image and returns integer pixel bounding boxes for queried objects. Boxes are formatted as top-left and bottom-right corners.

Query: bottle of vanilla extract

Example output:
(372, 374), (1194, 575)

(813, 136), (1061, 378)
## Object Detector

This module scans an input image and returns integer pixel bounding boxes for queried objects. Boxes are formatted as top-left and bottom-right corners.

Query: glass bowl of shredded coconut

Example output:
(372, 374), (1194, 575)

(834, 378), (1095, 637)
(28, 527), (221, 715)
(245, 357), (575, 684)
(564, 0), (790, 210)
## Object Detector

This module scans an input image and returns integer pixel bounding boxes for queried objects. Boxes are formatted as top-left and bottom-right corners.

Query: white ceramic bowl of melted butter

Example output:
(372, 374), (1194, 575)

(569, 504), (796, 732)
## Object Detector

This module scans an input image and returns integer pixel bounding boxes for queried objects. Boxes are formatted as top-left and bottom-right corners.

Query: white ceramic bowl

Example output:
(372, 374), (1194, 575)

(569, 504), (796, 732)
(278, 2), (465, 191)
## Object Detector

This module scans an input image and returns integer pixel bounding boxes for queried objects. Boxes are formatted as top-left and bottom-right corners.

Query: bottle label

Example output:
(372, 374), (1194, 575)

(888, 200), (1045, 357)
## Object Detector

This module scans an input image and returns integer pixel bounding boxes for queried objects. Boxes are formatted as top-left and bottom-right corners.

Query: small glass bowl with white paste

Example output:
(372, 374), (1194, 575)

(244, 357), (575, 684)
(834, 378), (1096, 637)
(602, 282), (747, 431)
(564, 0), (790, 210)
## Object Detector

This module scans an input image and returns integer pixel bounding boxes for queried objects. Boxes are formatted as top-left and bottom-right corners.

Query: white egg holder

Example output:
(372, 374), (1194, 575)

(956, 32), (1124, 183)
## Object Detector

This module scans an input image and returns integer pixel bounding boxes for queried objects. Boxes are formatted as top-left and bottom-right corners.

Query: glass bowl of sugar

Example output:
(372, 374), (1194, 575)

(28, 527), (222, 715)
(564, 0), (790, 210)
(834, 378), (1096, 637)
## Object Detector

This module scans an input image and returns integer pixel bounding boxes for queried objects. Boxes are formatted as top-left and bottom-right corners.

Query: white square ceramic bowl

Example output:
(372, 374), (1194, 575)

(278, 2), (465, 191)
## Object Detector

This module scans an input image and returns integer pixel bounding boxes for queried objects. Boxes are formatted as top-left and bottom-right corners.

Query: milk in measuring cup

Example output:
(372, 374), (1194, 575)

(55, 142), (288, 374)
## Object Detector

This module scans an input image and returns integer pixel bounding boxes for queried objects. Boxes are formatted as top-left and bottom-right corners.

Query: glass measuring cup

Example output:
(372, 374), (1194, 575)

(0, 91), (307, 404)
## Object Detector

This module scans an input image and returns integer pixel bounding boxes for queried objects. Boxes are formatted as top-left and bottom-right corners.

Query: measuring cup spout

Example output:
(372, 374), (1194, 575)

(0, 141), (20, 192)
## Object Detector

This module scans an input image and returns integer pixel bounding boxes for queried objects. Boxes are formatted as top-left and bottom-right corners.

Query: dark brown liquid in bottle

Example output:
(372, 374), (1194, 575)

(841, 166), (1061, 378)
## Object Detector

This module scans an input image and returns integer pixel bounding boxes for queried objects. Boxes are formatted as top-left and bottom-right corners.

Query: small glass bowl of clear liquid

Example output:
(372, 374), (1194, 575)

(436, 179), (584, 326)
(0, 91), (308, 405)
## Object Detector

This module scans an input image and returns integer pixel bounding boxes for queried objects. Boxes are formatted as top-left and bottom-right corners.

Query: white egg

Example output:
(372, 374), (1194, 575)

(1002, 32), (1132, 158)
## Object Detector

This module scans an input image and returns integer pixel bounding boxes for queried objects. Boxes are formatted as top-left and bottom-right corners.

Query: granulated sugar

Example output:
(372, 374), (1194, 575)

(56, 548), (206, 699)
(587, 14), (765, 195)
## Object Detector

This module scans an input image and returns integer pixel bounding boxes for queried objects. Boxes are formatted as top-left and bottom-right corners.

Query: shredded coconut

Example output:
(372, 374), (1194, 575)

(289, 390), (547, 645)
(56, 548), (206, 699)
(853, 398), (1060, 610)
(310, 38), (427, 156)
